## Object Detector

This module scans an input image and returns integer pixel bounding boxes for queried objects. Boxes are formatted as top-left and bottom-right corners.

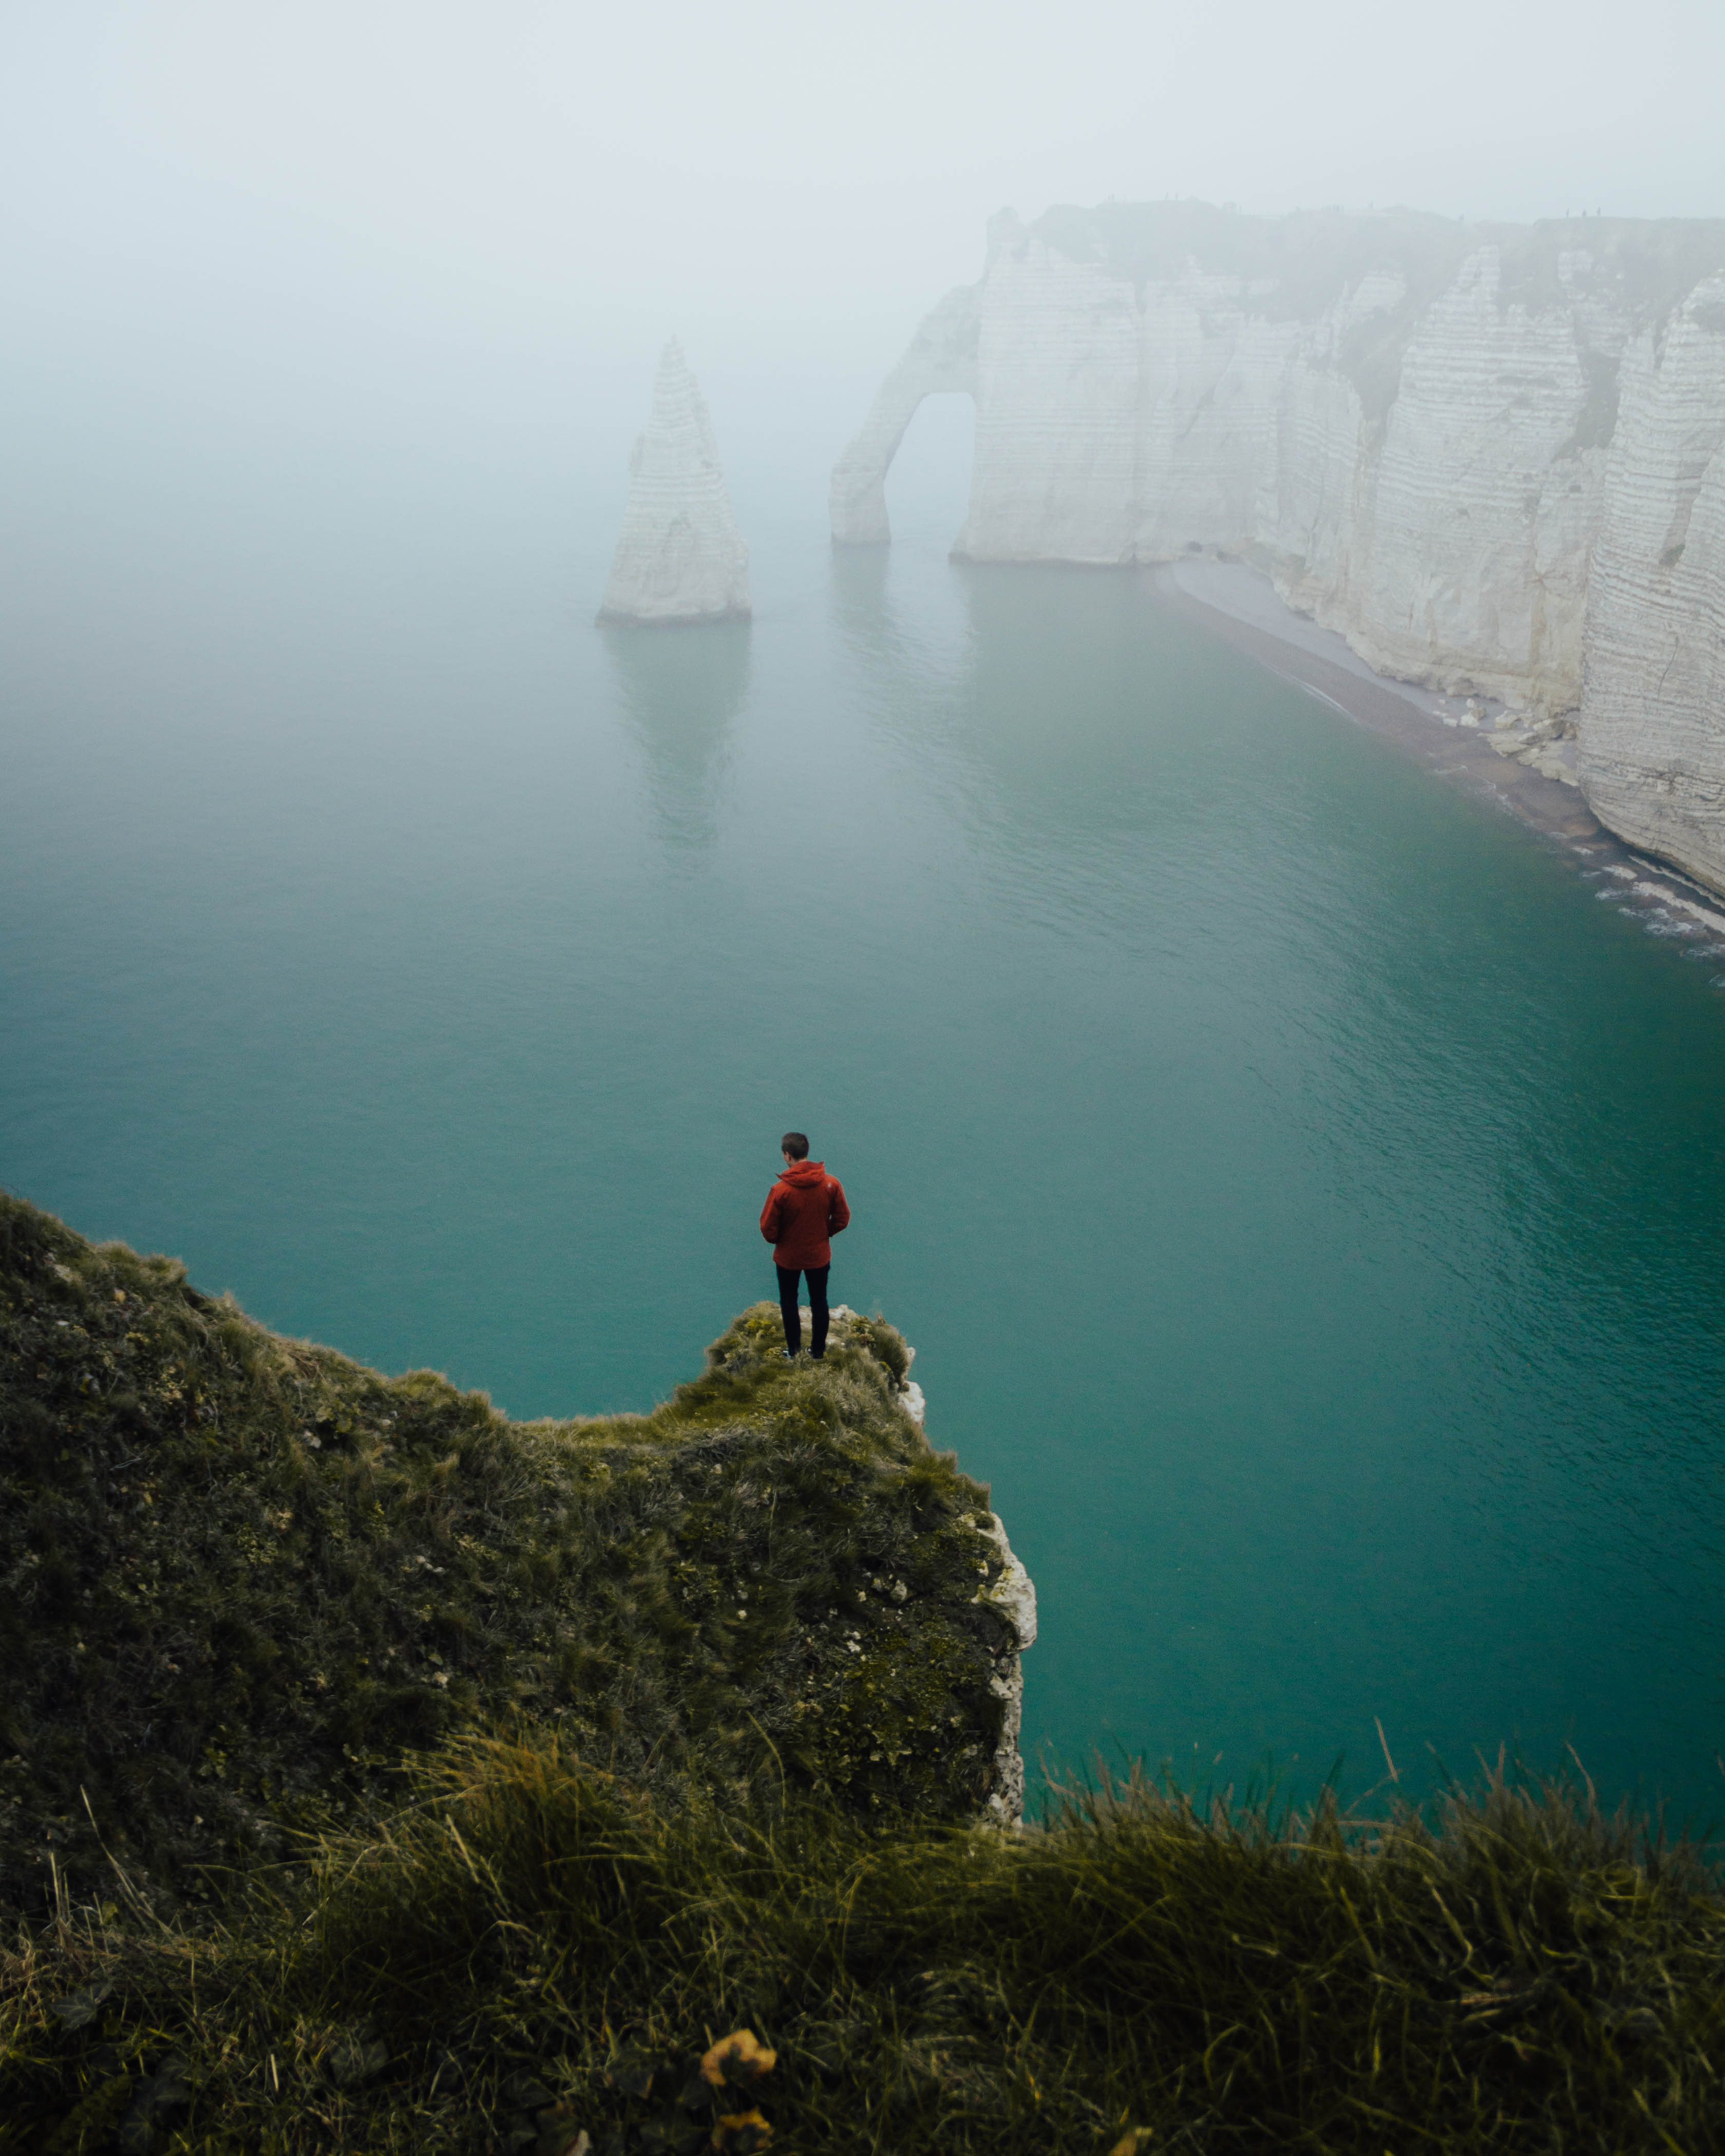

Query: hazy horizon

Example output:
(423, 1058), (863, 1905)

(5, 1), (1724, 391)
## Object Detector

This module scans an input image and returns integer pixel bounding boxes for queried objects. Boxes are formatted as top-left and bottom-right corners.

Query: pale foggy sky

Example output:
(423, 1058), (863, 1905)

(5, 0), (1724, 380)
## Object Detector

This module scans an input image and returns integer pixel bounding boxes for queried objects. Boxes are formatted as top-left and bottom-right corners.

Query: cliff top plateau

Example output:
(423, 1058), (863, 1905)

(1025, 200), (1725, 327)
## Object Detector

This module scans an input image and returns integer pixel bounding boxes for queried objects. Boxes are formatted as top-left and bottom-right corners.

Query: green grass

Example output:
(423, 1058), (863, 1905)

(6, 1187), (1725, 2150)
(0, 1192), (1017, 1919)
(4, 1740), (1723, 2152)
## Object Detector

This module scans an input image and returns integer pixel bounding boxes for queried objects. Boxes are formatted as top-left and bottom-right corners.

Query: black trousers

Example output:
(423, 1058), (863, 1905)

(776, 1264), (830, 1358)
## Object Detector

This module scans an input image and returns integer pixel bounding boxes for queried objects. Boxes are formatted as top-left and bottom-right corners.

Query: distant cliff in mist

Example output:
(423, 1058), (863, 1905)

(833, 203), (1725, 896)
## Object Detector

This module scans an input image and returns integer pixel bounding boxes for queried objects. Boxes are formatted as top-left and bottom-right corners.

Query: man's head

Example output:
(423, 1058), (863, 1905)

(781, 1131), (810, 1162)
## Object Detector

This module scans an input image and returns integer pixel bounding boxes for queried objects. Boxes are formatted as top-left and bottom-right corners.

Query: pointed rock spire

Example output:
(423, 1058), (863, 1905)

(598, 340), (751, 625)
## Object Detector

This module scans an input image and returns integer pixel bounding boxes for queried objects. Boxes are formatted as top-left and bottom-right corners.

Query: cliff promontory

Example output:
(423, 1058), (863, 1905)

(836, 203), (1725, 894)
(0, 1192), (1029, 1918)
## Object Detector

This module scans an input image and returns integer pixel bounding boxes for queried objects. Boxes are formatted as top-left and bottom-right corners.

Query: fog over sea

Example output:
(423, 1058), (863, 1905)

(5, 336), (1725, 1828)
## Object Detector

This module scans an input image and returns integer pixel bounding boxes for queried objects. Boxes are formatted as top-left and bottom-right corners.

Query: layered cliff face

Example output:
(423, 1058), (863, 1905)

(1578, 282), (1725, 874)
(836, 203), (1725, 892)
(600, 339), (750, 624)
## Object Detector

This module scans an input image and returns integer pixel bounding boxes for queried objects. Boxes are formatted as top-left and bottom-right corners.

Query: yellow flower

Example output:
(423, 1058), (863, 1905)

(700, 2031), (776, 2087)
(712, 2108), (771, 2151)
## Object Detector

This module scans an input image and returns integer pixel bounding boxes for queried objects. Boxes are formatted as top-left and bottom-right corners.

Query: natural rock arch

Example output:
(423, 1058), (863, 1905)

(829, 284), (980, 545)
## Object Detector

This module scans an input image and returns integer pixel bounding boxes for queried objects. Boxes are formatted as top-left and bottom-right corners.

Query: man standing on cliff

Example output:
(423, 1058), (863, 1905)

(760, 1132), (850, 1361)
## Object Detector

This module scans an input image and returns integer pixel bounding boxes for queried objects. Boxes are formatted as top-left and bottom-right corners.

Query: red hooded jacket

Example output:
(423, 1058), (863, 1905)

(760, 1160), (850, 1270)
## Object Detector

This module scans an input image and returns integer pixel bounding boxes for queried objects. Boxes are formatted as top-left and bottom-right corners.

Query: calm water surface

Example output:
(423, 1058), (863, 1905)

(4, 396), (1724, 1826)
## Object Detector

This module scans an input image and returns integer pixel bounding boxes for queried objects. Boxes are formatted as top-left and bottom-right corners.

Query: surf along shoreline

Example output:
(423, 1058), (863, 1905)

(1150, 557), (1725, 958)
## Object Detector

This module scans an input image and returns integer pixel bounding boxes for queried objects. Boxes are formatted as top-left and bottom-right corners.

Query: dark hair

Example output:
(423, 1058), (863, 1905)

(781, 1131), (809, 1160)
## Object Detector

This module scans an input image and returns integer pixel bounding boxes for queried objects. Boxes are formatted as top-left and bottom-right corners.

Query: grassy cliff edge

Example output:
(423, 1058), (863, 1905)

(0, 1191), (1022, 1919)
(4, 1192), (1724, 2153)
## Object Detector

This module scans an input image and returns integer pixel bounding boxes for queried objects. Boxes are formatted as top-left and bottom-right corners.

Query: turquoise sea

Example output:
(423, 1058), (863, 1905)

(4, 371), (1724, 1827)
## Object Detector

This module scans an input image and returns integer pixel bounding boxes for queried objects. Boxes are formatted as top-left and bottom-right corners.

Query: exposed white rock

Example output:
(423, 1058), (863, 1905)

(828, 1311), (1035, 1822)
(1282, 244), (1613, 715)
(599, 339), (750, 625)
(836, 205), (1725, 891)
(976, 1511), (1038, 1649)
(1527, 738), (1583, 786)
(1579, 279), (1725, 890)
(956, 211), (1143, 564)
(810, 1305), (925, 1421)
(881, 1317), (927, 1426)
(976, 1510), (1037, 1825)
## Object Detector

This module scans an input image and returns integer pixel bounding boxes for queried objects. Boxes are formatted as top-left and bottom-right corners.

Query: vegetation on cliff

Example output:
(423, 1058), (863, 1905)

(5, 1741), (1724, 2153)
(4, 1190), (1723, 2152)
(0, 1192), (1015, 1919)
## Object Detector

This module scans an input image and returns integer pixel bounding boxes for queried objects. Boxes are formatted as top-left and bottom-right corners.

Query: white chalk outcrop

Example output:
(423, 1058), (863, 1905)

(976, 1510), (1038, 1825)
(830, 1309), (1034, 1822)
(600, 340), (750, 625)
(834, 205), (1725, 893)
(1579, 281), (1725, 876)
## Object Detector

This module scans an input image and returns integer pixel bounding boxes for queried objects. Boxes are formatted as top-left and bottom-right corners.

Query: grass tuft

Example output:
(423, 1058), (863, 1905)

(4, 1744), (1723, 2150)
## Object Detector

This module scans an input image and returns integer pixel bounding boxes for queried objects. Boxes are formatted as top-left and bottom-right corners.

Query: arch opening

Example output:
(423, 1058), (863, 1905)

(882, 390), (977, 556)
(829, 282), (981, 546)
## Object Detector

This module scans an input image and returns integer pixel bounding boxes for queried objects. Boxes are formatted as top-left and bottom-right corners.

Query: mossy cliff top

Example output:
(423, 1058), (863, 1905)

(5, 1196), (1725, 2154)
(0, 1193), (1022, 1918)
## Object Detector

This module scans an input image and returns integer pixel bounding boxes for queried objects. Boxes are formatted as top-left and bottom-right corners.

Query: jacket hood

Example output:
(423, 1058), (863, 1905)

(778, 1159), (826, 1185)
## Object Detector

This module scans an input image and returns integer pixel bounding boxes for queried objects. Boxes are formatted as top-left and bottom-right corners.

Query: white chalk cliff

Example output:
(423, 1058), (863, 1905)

(833, 205), (1725, 893)
(600, 340), (750, 624)
(1581, 282), (1725, 877)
